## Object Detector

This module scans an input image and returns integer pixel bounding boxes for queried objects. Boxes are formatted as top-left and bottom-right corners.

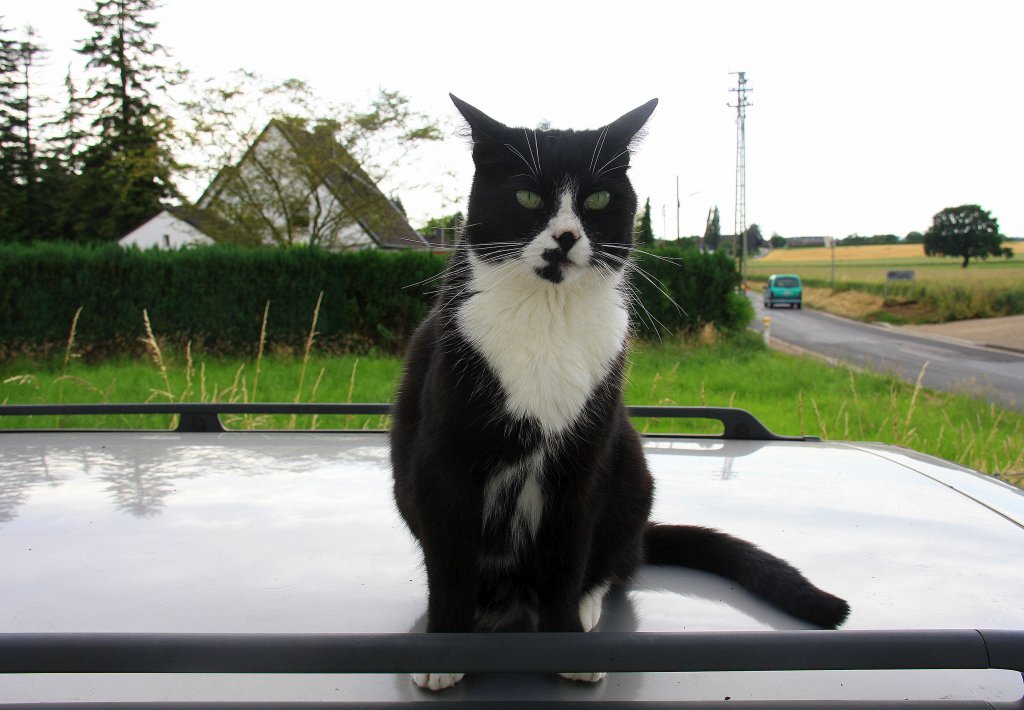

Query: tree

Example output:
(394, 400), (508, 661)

(770, 232), (785, 249)
(904, 230), (924, 244)
(635, 197), (654, 246)
(703, 206), (721, 251)
(419, 211), (463, 246)
(180, 74), (442, 195)
(75, 0), (183, 241)
(923, 204), (1004, 268)
(842, 233), (899, 245)
(744, 223), (763, 254)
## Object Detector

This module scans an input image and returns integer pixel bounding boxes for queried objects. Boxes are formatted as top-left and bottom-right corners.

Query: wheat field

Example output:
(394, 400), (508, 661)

(759, 243), (925, 263)
(748, 243), (1022, 290)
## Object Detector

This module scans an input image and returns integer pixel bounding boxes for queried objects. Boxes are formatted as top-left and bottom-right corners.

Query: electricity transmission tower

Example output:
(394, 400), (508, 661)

(728, 71), (752, 286)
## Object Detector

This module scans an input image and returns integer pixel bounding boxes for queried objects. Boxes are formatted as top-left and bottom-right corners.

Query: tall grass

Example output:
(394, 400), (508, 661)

(1, 303), (402, 431)
(1, 315), (1021, 485)
(625, 335), (1023, 483)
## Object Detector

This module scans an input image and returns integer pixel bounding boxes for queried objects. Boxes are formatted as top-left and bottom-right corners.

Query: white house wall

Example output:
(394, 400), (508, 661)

(118, 211), (214, 250)
(315, 182), (374, 250)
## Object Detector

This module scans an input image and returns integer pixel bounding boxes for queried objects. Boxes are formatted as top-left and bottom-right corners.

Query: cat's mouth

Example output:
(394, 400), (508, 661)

(535, 249), (579, 284)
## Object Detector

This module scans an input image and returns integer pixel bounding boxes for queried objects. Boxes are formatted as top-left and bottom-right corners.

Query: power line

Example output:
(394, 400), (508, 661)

(728, 71), (752, 288)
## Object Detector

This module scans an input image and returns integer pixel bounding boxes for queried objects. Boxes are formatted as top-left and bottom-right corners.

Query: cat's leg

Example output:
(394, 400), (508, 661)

(532, 495), (608, 684)
(559, 581), (611, 683)
(411, 574), (474, 691)
(411, 562), (474, 691)
(409, 479), (483, 692)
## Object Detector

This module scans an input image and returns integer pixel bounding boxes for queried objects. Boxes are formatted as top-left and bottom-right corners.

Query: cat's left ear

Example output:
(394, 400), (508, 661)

(450, 94), (507, 141)
(605, 98), (659, 149)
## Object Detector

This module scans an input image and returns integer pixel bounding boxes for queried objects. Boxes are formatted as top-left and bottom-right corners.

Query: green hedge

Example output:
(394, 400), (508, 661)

(0, 243), (749, 357)
(0, 243), (446, 357)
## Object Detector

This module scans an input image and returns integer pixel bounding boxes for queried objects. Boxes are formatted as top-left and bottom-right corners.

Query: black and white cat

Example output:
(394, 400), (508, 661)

(390, 95), (849, 691)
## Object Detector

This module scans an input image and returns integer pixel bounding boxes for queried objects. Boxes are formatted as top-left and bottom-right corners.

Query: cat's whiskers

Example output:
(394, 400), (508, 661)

(594, 248), (686, 317)
(593, 148), (630, 179)
(589, 126), (610, 175)
(434, 249), (525, 314)
(399, 223), (491, 292)
(600, 242), (685, 267)
(624, 282), (671, 342)
(597, 259), (683, 341)
(504, 143), (538, 180)
(524, 129), (542, 177)
(588, 261), (668, 342)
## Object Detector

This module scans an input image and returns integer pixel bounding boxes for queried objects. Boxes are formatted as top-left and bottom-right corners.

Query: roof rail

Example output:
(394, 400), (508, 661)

(0, 403), (812, 441)
(1, 629), (1021, 675)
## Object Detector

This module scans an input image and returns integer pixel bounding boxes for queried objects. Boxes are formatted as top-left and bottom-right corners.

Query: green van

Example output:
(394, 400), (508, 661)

(763, 274), (803, 309)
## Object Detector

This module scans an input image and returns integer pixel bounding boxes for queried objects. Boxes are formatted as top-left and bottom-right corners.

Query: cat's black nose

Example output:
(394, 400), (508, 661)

(554, 231), (580, 254)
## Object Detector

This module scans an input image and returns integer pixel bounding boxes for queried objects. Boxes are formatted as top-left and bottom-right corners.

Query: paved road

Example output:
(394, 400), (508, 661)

(747, 296), (1024, 412)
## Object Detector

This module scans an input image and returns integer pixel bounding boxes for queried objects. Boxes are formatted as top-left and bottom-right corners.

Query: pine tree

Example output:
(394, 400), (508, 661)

(635, 197), (654, 246)
(703, 206), (721, 251)
(0, 20), (20, 240)
(75, 0), (181, 241)
(37, 68), (91, 241)
(0, 23), (46, 242)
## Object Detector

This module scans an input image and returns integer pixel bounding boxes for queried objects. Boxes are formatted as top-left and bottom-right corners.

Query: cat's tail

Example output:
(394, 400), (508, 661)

(643, 523), (850, 629)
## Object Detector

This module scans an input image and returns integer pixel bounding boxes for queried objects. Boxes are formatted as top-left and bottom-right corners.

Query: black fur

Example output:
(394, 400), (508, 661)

(391, 96), (849, 647)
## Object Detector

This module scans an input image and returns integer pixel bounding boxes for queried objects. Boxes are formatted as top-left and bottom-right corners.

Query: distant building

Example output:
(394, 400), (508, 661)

(785, 236), (829, 248)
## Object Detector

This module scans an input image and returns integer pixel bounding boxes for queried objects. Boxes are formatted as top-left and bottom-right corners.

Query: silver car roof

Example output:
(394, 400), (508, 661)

(1, 404), (1022, 705)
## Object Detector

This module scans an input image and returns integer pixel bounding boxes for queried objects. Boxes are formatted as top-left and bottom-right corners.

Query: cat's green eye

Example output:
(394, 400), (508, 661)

(516, 190), (544, 210)
(584, 191), (611, 210)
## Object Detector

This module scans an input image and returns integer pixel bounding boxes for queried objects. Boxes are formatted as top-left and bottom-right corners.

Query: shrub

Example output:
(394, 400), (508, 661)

(631, 247), (751, 338)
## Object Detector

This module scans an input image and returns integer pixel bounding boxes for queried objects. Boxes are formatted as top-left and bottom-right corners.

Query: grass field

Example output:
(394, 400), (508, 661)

(747, 243), (1024, 322)
(2, 334), (1021, 485)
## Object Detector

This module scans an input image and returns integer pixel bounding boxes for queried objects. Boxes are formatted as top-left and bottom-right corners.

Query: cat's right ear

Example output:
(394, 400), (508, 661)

(450, 94), (507, 142)
(605, 98), (659, 149)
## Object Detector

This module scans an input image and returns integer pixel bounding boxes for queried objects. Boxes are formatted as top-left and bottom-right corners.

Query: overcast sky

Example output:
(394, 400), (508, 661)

(5, 0), (1023, 239)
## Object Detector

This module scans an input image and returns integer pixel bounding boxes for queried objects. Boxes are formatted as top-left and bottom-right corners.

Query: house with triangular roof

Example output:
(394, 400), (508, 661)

(120, 119), (429, 250)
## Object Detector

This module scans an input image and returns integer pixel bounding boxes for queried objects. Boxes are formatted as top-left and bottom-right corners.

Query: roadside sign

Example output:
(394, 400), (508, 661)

(884, 270), (914, 298)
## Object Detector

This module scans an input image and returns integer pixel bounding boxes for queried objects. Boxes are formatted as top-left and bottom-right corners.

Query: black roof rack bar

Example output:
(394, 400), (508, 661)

(0, 403), (808, 440)
(0, 701), (1017, 710)
(0, 629), (1021, 675)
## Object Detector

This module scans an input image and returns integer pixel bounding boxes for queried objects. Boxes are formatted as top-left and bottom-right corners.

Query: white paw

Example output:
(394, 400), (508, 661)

(578, 582), (609, 632)
(559, 671), (607, 683)
(412, 672), (465, 691)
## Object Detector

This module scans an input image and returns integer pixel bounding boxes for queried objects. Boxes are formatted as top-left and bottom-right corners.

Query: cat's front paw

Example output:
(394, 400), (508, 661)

(559, 671), (606, 683)
(578, 583), (609, 632)
(412, 672), (465, 691)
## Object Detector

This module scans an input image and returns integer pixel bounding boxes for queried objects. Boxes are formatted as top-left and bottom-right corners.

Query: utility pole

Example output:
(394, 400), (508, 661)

(728, 71), (752, 290)
(675, 176), (680, 240)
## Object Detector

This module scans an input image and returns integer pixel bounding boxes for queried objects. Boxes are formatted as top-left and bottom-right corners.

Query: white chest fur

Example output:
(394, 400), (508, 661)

(456, 255), (628, 437)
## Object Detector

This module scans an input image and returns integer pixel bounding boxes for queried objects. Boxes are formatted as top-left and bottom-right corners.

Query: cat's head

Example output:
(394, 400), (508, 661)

(451, 95), (657, 285)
